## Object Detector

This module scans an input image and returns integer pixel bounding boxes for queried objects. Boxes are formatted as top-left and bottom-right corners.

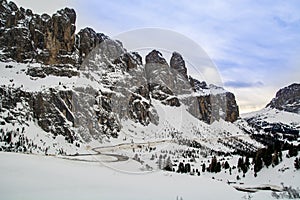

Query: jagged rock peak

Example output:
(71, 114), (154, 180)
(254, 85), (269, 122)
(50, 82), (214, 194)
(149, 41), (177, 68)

(0, 0), (77, 64)
(145, 50), (168, 65)
(112, 52), (143, 71)
(266, 83), (300, 114)
(54, 7), (76, 24)
(189, 76), (208, 91)
(0, 0), (17, 13)
(75, 27), (109, 60)
(170, 52), (187, 78)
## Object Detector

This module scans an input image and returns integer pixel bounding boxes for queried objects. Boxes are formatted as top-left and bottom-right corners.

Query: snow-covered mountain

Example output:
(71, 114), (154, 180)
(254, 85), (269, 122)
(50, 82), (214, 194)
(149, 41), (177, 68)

(266, 83), (300, 114)
(243, 84), (300, 146)
(0, 1), (299, 199)
(0, 0), (245, 155)
(0, 0), (298, 161)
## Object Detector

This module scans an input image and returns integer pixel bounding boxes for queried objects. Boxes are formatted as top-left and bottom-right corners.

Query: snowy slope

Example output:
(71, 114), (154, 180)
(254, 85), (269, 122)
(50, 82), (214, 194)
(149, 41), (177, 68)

(111, 98), (260, 154)
(242, 108), (300, 128)
(0, 62), (77, 92)
(0, 2), (299, 199)
(0, 152), (241, 200)
(0, 151), (299, 200)
(242, 107), (300, 146)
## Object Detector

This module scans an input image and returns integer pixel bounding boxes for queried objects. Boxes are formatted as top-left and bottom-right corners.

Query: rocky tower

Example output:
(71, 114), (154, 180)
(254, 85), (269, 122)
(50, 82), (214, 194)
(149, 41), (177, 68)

(0, 0), (76, 64)
(145, 50), (239, 123)
(170, 52), (188, 79)
(0, 0), (109, 66)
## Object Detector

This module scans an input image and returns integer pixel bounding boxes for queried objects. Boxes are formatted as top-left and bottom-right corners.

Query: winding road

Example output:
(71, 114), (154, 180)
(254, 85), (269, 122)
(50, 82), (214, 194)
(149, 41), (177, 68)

(64, 134), (251, 163)
(63, 139), (172, 162)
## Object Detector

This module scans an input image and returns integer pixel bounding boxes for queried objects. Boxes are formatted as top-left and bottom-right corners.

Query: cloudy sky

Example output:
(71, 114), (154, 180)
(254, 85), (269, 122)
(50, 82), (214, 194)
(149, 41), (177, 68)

(14, 0), (300, 113)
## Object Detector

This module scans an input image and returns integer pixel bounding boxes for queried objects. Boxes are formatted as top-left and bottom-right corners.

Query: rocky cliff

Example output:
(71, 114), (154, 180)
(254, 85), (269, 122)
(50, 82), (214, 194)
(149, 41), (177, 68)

(0, 0), (240, 154)
(0, 0), (108, 67)
(145, 50), (239, 123)
(0, 1), (76, 64)
(266, 83), (300, 114)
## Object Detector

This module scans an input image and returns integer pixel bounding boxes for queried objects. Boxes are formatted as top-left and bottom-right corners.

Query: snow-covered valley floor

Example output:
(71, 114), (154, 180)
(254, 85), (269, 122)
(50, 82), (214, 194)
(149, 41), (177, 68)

(0, 152), (299, 200)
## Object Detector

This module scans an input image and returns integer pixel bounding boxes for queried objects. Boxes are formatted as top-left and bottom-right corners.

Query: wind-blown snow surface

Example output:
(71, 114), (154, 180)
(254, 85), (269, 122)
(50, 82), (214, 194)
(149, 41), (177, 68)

(0, 152), (241, 200)
(0, 152), (299, 200)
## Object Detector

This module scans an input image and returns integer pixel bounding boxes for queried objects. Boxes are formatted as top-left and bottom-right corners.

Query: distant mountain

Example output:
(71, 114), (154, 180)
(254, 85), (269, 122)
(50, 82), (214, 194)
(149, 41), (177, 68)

(266, 83), (300, 114)
(243, 83), (300, 146)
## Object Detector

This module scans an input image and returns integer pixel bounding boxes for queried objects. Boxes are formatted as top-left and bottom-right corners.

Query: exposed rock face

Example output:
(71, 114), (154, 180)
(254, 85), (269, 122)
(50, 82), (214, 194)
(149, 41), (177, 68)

(145, 50), (239, 123)
(145, 50), (168, 65)
(31, 7), (77, 64)
(0, 84), (122, 145)
(113, 52), (142, 71)
(75, 27), (108, 62)
(31, 89), (75, 142)
(189, 77), (208, 90)
(224, 92), (239, 122)
(0, 86), (77, 143)
(145, 50), (181, 107)
(26, 64), (79, 78)
(0, 0), (78, 64)
(0, 2), (241, 154)
(266, 83), (300, 114)
(0, 0), (34, 61)
(80, 87), (121, 140)
(170, 52), (188, 79)
(186, 80), (239, 124)
(79, 40), (157, 127)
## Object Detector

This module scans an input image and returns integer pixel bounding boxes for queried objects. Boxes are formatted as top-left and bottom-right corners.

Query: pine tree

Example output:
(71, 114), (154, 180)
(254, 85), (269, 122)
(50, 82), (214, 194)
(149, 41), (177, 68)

(209, 156), (217, 173)
(288, 145), (298, 157)
(215, 162), (221, 173)
(133, 153), (140, 162)
(294, 158), (300, 170)
(272, 151), (279, 166)
(164, 156), (173, 171)
(254, 157), (263, 173)
(202, 163), (206, 172)
(185, 163), (191, 173)
(242, 164), (248, 175)
(237, 157), (244, 169)
(150, 154), (155, 160)
(224, 161), (230, 169)
(158, 154), (163, 169)
(178, 162), (185, 173)
(279, 151), (283, 162)
(245, 156), (250, 168)
(263, 150), (272, 168)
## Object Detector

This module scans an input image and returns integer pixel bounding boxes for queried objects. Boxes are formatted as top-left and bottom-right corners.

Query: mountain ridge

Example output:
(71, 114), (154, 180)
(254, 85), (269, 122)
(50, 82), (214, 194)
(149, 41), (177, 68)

(0, 2), (299, 199)
(0, 0), (298, 160)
